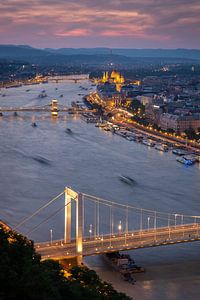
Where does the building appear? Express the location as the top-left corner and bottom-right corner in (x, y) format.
(160, 113), (200, 133)
(102, 70), (125, 92)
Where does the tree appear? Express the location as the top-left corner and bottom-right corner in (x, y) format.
(0, 225), (131, 300)
(184, 127), (197, 140)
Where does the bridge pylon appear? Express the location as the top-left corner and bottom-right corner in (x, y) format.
(64, 187), (83, 264)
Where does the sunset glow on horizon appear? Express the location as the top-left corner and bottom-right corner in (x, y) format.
(0, 0), (200, 48)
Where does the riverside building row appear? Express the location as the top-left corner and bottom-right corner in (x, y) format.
(95, 71), (200, 135)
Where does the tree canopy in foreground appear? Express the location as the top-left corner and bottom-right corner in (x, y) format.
(0, 224), (131, 300)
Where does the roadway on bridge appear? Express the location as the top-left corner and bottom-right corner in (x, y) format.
(36, 224), (200, 260)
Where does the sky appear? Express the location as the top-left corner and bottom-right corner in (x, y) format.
(0, 0), (200, 49)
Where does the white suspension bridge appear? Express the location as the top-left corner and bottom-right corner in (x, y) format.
(13, 187), (200, 264)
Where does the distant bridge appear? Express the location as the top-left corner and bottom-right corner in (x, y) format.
(0, 100), (95, 116)
(14, 187), (200, 264)
(48, 75), (89, 83)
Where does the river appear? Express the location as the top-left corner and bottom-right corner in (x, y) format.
(0, 77), (199, 300)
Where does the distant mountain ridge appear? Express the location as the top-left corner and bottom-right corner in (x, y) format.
(0, 45), (200, 65)
(46, 47), (200, 59)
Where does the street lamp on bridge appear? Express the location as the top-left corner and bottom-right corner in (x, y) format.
(118, 220), (122, 235)
(89, 224), (92, 240)
(148, 217), (150, 231)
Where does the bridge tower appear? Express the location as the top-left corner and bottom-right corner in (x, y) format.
(51, 99), (58, 117)
(64, 187), (83, 264)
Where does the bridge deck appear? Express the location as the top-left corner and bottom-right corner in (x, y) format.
(36, 223), (200, 260)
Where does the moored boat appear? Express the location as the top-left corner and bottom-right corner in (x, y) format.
(155, 143), (168, 152)
(142, 139), (155, 147)
(172, 149), (188, 156)
(176, 157), (194, 166)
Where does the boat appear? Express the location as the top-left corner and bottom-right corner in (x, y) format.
(183, 154), (198, 163)
(119, 175), (135, 185)
(172, 149), (188, 156)
(155, 143), (168, 152)
(59, 94), (63, 97)
(126, 136), (135, 141)
(33, 155), (50, 165)
(142, 139), (155, 147)
(38, 92), (47, 98)
(95, 122), (107, 128)
(103, 252), (145, 276)
(65, 128), (72, 134)
(176, 157), (194, 166)
(115, 130), (128, 138)
(103, 126), (112, 131)
(13, 112), (18, 117)
(31, 122), (37, 127)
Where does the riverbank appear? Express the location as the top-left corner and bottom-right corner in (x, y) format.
(85, 95), (200, 153)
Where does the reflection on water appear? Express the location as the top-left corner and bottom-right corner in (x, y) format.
(0, 79), (200, 300)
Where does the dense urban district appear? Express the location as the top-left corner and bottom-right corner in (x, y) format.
(1, 46), (200, 157)
(1, 45), (200, 299)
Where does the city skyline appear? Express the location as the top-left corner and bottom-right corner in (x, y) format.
(0, 0), (200, 49)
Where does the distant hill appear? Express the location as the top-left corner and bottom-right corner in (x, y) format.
(0, 45), (51, 58)
(0, 45), (199, 65)
(46, 47), (200, 60)
(0, 45), (137, 65)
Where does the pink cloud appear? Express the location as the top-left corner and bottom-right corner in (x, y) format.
(56, 28), (91, 37)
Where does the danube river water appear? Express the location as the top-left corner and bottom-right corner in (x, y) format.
(0, 78), (199, 299)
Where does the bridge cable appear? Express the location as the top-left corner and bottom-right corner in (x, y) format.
(26, 200), (72, 236)
(13, 191), (64, 230)
(83, 193), (200, 221)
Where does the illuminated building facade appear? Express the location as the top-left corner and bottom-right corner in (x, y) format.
(102, 70), (125, 92)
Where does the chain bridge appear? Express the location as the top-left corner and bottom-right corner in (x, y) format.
(0, 99), (95, 117)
